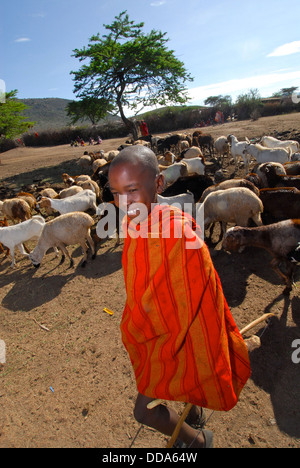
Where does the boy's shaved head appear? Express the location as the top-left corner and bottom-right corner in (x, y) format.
(109, 145), (160, 179)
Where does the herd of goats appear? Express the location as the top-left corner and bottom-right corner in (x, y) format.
(0, 129), (300, 296)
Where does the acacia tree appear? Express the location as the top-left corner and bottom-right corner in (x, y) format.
(0, 90), (35, 139)
(71, 11), (193, 139)
(66, 97), (114, 125)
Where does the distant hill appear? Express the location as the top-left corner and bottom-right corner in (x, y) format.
(18, 97), (120, 131)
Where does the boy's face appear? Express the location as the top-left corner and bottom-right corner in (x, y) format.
(109, 162), (164, 221)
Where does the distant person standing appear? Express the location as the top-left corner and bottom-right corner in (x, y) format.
(140, 120), (149, 136)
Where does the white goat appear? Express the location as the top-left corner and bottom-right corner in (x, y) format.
(260, 135), (300, 153)
(37, 189), (97, 215)
(160, 162), (189, 187)
(157, 191), (195, 217)
(182, 157), (205, 176)
(197, 187), (263, 242)
(0, 215), (45, 267)
(29, 212), (95, 268)
(227, 134), (251, 173)
(243, 143), (291, 165)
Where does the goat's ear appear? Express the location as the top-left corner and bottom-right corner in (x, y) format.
(245, 137), (250, 143)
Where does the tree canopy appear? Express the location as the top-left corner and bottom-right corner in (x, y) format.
(70, 11), (193, 138)
(0, 90), (35, 140)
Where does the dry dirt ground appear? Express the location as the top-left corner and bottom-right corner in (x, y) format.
(0, 114), (299, 449)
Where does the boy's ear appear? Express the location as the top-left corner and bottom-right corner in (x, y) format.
(156, 174), (165, 194)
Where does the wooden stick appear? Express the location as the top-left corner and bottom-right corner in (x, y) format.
(32, 317), (50, 332)
(240, 313), (275, 336)
(166, 403), (193, 449)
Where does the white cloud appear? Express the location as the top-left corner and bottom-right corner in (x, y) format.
(188, 69), (300, 103)
(150, 1), (166, 6)
(267, 41), (300, 57)
(14, 37), (31, 43)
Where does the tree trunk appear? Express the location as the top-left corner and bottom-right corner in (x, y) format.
(117, 100), (138, 140)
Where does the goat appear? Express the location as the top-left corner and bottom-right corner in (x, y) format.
(29, 212), (95, 268)
(37, 189), (97, 215)
(260, 135), (299, 154)
(227, 134), (251, 173)
(222, 219), (300, 294)
(160, 162), (189, 187)
(243, 143), (292, 165)
(251, 162), (286, 188)
(157, 191), (195, 217)
(194, 133), (214, 156)
(0, 215), (45, 267)
(160, 174), (214, 203)
(197, 187), (263, 243)
(182, 157), (205, 177)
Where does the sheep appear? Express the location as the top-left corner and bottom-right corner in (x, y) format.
(0, 218), (9, 263)
(76, 179), (101, 200)
(160, 161), (189, 187)
(39, 188), (59, 198)
(222, 219), (300, 294)
(78, 154), (93, 172)
(291, 152), (300, 161)
(260, 135), (300, 154)
(58, 186), (84, 199)
(29, 212), (95, 268)
(0, 215), (45, 267)
(284, 161), (300, 175)
(106, 150), (119, 161)
(0, 198), (31, 224)
(197, 187), (263, 243)
(243, 143), (292, 165)
(17, 192), (38, 213)
(37, 189), (97, 215)
(259, 187), (300, 224)
(199, 178), (260, 203)
(214, 136), (230, 164)
(38, 188), (58, 216)
(227, 134), (251, 173)
(92, 158), (108, 172)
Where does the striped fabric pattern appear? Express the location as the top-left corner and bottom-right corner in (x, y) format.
(121, 205), (251, 411)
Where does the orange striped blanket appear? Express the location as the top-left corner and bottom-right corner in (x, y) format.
(121, 204), (251, 411)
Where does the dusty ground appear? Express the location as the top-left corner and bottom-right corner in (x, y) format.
(0, 114), (299, 449)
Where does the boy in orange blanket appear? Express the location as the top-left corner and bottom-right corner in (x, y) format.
(108, 146), (251, 448)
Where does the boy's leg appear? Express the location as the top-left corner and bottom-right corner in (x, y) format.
(134, 392), (209, 448)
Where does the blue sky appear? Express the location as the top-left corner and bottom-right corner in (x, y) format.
(1, 0), (300, 113)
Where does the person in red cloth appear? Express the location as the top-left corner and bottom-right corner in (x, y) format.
(108, 146), (251, 448)
(140, 120), (149, 136)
